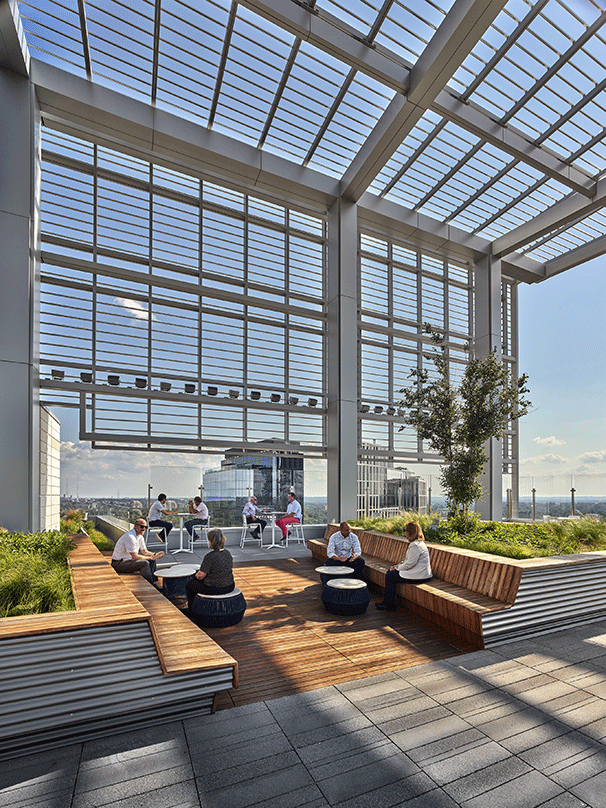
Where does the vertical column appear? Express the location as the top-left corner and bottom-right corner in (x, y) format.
(326, 199), (358, 523)
(474, 254), (502, 521)
(510, 283), (520, 519)
(0, 67), (41, 531)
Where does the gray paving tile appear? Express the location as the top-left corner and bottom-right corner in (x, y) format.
(548, 696), (606, 729)
(392, 788), (460, 808)
(80, 721), (186, 763)
(389, 715), (476, 754)
(238, 784), (329, 808)
(323, 771), (436, 808)
(184, 705), (282, 750)
(296, 726), (389, 765)
(460, 770), (563, 808)
(265, 686), (341, 716)
(195, 750), (301, 791)
(443, 689), (509, 718)
(538, 794), (592, 808)
(76, 778), (200, 808)
(498, 718), (571, 754)
(582, 680), (606, 699)
(572, 771), (606, 808)
(189, 729), (293, 775)
(72, 766), (194, 807)
(518, 731), (594, 771)
(76, 742), (192, 792)
(313, 752), (419, 805)
(0, 744), (80, 796)
(577, 715), (606, 742)
(406, 729), (487, 766)
(1, 786), (77, 808)
(287, 715), (376, 751)
(308, 741), (418, 782)
(442, 756), (533, 803)
(376, 704), (454, 736)
(517, 680), (580, 707)
(360, 694), (442, 726)
(270, 699), (366, 736)
(506, 673), (562, 696)
(421, 738), (510, 785)
(549, 749), (606, 789)
(196, 763), (315, 808)
(473, 706), (551, 743)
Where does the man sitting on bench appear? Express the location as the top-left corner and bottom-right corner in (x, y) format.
(111, 519), (164, 585)
(325, 521), (365, 579)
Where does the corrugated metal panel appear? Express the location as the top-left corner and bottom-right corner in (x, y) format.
(0, 622), (233, 760)
(483, 561), (606, 647)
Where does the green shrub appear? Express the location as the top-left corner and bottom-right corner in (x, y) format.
(0, 531), (75, 617)
(350, 513), (606, 560)
(87, 528), (113, 552)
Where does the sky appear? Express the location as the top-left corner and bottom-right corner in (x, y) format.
(56, 252), (606, 501)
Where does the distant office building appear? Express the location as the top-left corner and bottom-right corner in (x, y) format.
(203, 440), (304, 525)
(384, 474), (428, 514)
(357, 446), (428, 517)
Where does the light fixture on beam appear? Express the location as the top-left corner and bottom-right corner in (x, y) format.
(250, 391), (261, 401)
(386, 406), (396, 416)
(270, 393), (281, 403)
(184, 383), (196, 393)
(288, 396), (299, 405)
(51, 369), (64, 380)
(108, 375), (120, 386)
(135, 378), (148, 389)
(308, 398), (318, 407)
(229, 389), (240, 399)
(80, 372), (93, 383)
(374, 405), (383, 414)
(207, 385), (218, 396)
(360, 404), (370, 413)
(160, 381), (172, 392)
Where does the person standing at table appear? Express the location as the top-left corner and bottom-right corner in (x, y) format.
(185, 495), (209, 537)
(243, 495), (266, 540)
(325, 521), (365, 579)
(111, 519), (164, 584)
(147, 493), (177, 543)
(276, 491), (302, 542)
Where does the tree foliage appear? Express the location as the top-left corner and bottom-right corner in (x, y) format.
(398, 326), (530, 515)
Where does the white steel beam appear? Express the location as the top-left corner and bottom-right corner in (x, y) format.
(492, 177), (606, 259)
(238, 0), (409, 93)
(432, 93), (596, 198)
(31, 60), (339, 213)
(544, 233), (606, 278)
(0, 0), (29, 75)
(340, 0), (510, 200)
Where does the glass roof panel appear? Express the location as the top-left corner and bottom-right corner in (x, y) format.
(314, 0), (379, 38)
(155, 0), (230, 126)
(18, 0), (87, 76)
(212, 5), (296, 146)
(374, 0), (453, 64)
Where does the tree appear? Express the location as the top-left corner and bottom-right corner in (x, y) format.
(398, 326), (530, 515)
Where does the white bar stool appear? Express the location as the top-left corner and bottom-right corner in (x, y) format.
(189, 521), (210, 552)
(285, 521), (305, 546)
(240, 516), (262, 548)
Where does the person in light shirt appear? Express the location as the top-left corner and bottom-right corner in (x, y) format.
(111, 519), (164, 584)
(325, 521), (365, 579)
(185, 496), (209, 537)
(243, 495), (266, 540)
(276, 492), (302, 541)
(147, 493), (178, 543)
(375, 521), (432, 611)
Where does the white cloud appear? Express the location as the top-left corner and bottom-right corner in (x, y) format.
(114, 298), (155, 321)
(533, 436), (566, 446)
(521, 454), (568, 465)
(578, 450), (606, 463)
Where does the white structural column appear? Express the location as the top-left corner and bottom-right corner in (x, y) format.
(474, 254), (503, 520)
(0, 67), (41, 531)
(326, 199), (359, 523)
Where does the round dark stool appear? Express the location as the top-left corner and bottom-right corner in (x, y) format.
(190, 588), (247, 627)
(322, 578), (370, 615)
(315, 564), (354, 586)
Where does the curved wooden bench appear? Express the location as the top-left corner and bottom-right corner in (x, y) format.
(309, 525), (523, 649)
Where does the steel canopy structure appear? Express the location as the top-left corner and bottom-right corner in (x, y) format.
(1, 0), (605, 531)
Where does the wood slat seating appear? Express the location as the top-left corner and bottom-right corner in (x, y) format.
(308, 525), (524, 649)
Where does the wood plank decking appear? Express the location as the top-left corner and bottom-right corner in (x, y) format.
(208, 556), (475, 709)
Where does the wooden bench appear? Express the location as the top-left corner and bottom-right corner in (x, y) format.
(308, 525), (523, 649)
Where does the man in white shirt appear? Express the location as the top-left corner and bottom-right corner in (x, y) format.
(243, 496), (266, 540)
(185, 496), (209, 536)
(325, 521), (365, 579)
(148, 493), (177, 543)
(111, 519), (165, 584)
(276, 492), (302, 541)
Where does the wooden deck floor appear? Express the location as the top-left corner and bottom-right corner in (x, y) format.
(207, 556), (475, 710)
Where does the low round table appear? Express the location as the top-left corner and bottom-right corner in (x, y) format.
(322, 578), (370, 615)
(315, 565), (354, 586)
(158, 563), (199, 603)
(190, 588), (247, 627)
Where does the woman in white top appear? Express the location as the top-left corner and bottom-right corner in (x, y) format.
(375, 521), (432, 611)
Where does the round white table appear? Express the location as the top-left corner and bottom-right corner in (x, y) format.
(158, 563), (199, 600)
(315, 565), (354, 585)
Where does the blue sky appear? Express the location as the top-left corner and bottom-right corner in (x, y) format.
(517, 256), (606, 497)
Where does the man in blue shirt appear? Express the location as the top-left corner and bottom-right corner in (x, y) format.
(243, 495), (266, 540)
(325, 521), (365, 579)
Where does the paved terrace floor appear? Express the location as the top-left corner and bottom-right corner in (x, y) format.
(5, 622), (606, 808)
(5, 562), (606, 808)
